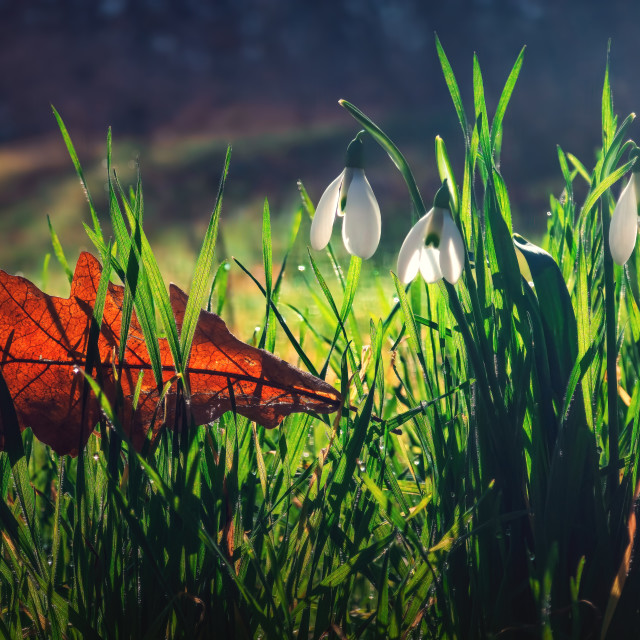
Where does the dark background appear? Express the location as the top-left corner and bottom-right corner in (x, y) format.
(0, 0), (639, 281)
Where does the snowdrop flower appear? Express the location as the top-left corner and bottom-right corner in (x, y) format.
(310, 133), (381, 260)
(609, 171), (640, 266)
(397, 181), (465, 285)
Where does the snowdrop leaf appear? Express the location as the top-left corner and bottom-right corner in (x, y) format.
(514, 234), (578, 400)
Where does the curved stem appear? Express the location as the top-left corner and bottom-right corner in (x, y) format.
(339, 99), (427, 217)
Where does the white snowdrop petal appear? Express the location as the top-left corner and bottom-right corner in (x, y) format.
(310, 172), (343, 251)
(609, 177), (638, 266)
(396, 211), (432, 284)
(439, 211), (465, 284)
(341, 170), (381, 259)
(419, 246), (443, 283)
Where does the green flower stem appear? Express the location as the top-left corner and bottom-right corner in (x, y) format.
(601, 203), (620, 493)
(339, 99), (427, 217)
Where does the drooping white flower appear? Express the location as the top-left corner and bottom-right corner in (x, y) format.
(310, 134), (381, 260)
(396, 182), (465, 285)
(609, 172), (639, 266)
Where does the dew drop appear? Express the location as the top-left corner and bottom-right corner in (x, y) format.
(546, 211), (552, 217)
(297, 265), (306, 272)
(92, 453), (99, 461)
(72, 366), (80, 375)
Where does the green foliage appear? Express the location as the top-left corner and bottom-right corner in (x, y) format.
(2, 42), (640, 640)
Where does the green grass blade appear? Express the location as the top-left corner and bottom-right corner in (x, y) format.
(435, 34), (469, 143)
(112, 173), (183, 375)
(46, 215), (73, 284)
(491, 46), (526, 159)
(259, 198), (275, 351)
(435, 135), (460, 215)
(602, 39), (616, 151)
(581, 158), (635, 223)
(320, 533), (395, 587)
(108, 170), (163, 386)
(207, 260), (230, 314)
(52, 106), (106, 254)
(472, 54), (492, 171)
(180, 146), (231, 361)
(233, 258), (319, 376)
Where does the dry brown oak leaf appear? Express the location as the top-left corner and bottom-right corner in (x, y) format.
(0, 252), (341, 456)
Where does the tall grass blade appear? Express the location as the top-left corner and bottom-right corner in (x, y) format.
(46, 215), (73, 284)
(180, 146), (231, 360)
(435, 34), (469, 143)
(52, 106), (106, 255)
(491, 46), (525, 161)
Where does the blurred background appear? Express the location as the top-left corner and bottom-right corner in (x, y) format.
(0, 0), (639, 305)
